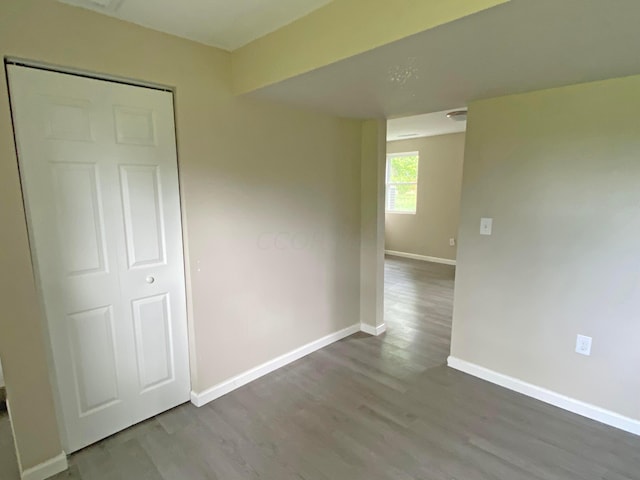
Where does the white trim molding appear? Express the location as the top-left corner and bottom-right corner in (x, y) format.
(448, 356), (640, 437)
(191, 323), (361, 407)
(385, 250), (456, 266)
(360, 323), (387, 336)
(21, 452), (68, 480)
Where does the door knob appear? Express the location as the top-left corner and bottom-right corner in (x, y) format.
(146, 276), (155, 284)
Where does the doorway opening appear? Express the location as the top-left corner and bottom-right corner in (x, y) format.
(383, 109), (466, 360)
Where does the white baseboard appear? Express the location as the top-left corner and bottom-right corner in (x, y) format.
(385, 250), (456, 266)
(447, 356), (640, 437)
(191, 323), (361, 407)
(21, 452), (68, 480)
(360, 323), (387, 336)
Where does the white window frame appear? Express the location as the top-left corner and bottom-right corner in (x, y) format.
(386, 151), (419, 214)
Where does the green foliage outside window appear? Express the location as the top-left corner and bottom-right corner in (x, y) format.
(386, 154), (419, 213)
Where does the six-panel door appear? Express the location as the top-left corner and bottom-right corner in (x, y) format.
(8, 65), (190, 453)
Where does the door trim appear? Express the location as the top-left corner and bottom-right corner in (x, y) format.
(5, 56), (173, 93)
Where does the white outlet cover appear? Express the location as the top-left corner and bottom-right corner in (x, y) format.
(576, 335), (593, 356)
(480, 217), (493, 236)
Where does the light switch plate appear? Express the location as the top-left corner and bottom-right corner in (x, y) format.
(480, 218), (493, 236)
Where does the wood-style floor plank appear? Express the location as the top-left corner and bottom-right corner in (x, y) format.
(2, 256), (639, 479)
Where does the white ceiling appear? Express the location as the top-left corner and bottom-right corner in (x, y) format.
(250, 0), (640, 119)
(387, 108), (466, 142)
(58, 0), (333, 51)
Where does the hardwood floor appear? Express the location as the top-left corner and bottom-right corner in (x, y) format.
(4, 256), (640, 479)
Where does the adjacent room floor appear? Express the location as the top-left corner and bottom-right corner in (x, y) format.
(3, 257), (640, 479)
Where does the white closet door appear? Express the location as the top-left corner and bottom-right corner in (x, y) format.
(8, 65), (190, 453)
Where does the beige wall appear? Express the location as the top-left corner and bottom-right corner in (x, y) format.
(386, 133), (465, 261)
(451, 75), (640, 422)
(0, 0), (368, 472)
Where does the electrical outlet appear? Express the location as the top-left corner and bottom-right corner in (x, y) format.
(449, 237), (456, 247)
(480, 218), (493, 236)
(575, 335), (592, 356)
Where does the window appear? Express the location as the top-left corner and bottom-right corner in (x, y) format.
(386, 152), (419, 214)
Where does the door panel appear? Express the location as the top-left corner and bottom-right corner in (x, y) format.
(68, 306), (120, 415)
(8, 65), (190, 452)
(132, 294), (174, 392)
(114, 105), (157, 146)
(43, 96), (94, 142)
(119, 165), (166, 268)
(52, 162), (109, 276)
